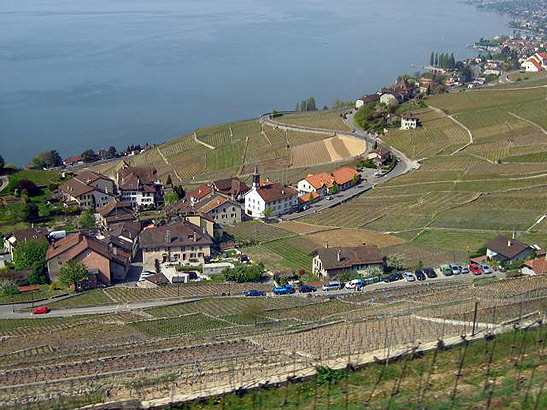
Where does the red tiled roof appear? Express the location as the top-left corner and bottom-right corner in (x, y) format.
(332, 166), (359, 185)
(305, 173), (335, 190)
(188, 185), (212, 201)
(523, 257), (547, 274)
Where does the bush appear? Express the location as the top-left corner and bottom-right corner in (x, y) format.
(223, 263), (264, 283)
(13, 238), (49, 271)
(28, 261), (48, 285)
(16, 179), (41, 197)
(0, 279), (19, 296)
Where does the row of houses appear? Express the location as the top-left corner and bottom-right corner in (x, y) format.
(58, 164), (163, 210)
(296, 166), (360, 203)
(355, 78), (417, 109)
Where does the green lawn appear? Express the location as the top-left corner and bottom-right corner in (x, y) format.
(0, 286), (66, 305)
(279, 109), (350, 131)
(46, 290), (114, 309)
(6, 169), (59, 189)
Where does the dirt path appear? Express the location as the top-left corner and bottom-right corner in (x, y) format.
(428, 105), (478, 158)
(508, 112), (547, 135)
(193, 131), (215, 150)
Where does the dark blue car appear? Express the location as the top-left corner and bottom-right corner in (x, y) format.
(245, 290), (266, 297)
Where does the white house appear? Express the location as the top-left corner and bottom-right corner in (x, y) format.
(400, 112), (419, 130)
(521, 52), (547, 72)
(244, 171), (298, 218)
(116, 166), (163, 208)
(355, 94), (380, 109)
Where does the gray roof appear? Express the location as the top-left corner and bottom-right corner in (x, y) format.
(139, 220), (213, 249)
(313, 246), (383, 271)
(485, 236), (529, 259)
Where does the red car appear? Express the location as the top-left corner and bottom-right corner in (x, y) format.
(31, 306), (50, 314)
(469, 264), (482, 275)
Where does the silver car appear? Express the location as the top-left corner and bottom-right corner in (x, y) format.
(459, 265), (469, 274)
(449, 264), (461, 275)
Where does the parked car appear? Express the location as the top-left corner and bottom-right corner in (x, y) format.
(322, 281), (343, 291)
(480, 264), (493, 274)
(245, 290), (266, 297)
(326, 196), (333, 200)
(423, 268), (437, 279)
(459, 265), (470, 274)
(469, 264), (482, 275)
(384, 273), (403, 283)
(273, 284), (295, 295)
(299, 285), (316, 293)
(31, 306), (50, 315)
(449, 264), (461, 275)
(403, 272), (415, 282)
(345, 279), (364, 290)
(440, 265), (453, 276)
(415, 269), (426, 281)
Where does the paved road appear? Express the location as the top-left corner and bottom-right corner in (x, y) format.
(0, 176), (8, 193)
(0, 269), (503, 319)
(260, 111), (419, 220)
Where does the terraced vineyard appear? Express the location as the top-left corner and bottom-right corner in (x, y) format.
(1, 275), (545, 409)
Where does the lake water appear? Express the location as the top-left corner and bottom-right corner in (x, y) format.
(1, 0), (509, 165)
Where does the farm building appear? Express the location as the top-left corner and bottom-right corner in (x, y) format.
(169, 194), (242, 227)
(367, 147), (392, 166)
(46, 232), (130, 285)
(485, 236), (532, 264)
(400, 111), (419, 130)
(311, 245), (384, 278)
(297, 166), (359, 197)
(244, 171), (298, 219)
(355, 93), (380, 109)
(212, 178), (250, 202)
(521, 52), (547, 72)
(139, 220), (213, 266)
(521, 251), (547, 275)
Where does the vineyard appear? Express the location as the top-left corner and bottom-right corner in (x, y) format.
(0, 275), (545, 409)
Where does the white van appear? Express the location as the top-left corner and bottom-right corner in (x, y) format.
(322, 281), (343, 291)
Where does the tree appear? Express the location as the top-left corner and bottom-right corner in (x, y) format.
(331, 183), (339, 194)
(0, 279), (19, 296)
(386, 254), (405, 271)
(16, 180), (40, 197)
(59, 260), (88, 289)
(166, 174), (173, 187)
(80, 149), (97, 163)
(79, 208), (95, 229)
(22, 203), (39, 222)
(13, 238), (49, 271)
(361, 265), (383, 279)
(174, 185), (185, 199)
(107, 146), (117, 159)
(28, 261), (48, 285)
(0, 154), (4, 169)
(164, 191), (179, 206)
(32, 150), (62, 168)
(263, 207), (274, 219)
(222, 263), (264, 283)
(430, 52), (435, 66)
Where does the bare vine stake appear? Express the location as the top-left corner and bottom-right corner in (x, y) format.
(483, 336), (497, 393)
(525, 324), (547, 404)
(388, 347), (412, 409)
(515, 328), (528, 392)
(485, 376), (497, 410)
(533, 375), (545, 410)
(450, 339), (468, 409)
(420, 340), (440, 405)
(471, 301), (479, 336)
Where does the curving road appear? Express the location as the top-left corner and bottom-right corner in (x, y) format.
(0, 176), (8, 193)
(260, 111), (419, 220)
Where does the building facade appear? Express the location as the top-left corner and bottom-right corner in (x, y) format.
(244, 172), (298, 219)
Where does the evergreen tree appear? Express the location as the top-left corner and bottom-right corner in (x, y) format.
(107, 146), (117, 159)
(434, 53), (439, 67)
(166, 174), (173, 186)
(430, 52), (435, 66)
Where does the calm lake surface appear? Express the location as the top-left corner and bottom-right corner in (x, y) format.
(1, 0), (508, 165)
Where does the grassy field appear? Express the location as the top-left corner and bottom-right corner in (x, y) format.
(296, 78), (547, 266)
(0, 286), (66, 305)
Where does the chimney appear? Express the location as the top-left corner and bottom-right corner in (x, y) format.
(165, 229), (171, 243)
(325, 242), (328, 249)
(266, 177), (270, 183)
(507, 240), (512, 247)
(337, 250), (342, 262)
(193, 231), (197, 242)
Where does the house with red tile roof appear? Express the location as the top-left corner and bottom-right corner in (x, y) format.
(58, 171), (117, 210)
(521, 52), (547, 72)
(63, 155), (83, 166)
(46, 232), (130, 285)
(297, 166), (360, 198)
(115, 166), (163, 208)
